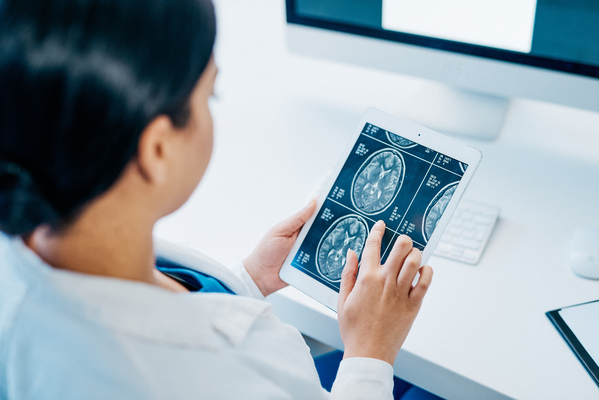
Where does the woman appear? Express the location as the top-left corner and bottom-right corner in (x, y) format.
(0, 0), (434, 398)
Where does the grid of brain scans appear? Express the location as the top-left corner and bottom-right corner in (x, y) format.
(291, 123), (468, 292)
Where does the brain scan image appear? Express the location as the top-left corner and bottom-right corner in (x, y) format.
(387, 131), (417, 149)
(423, 183), (458, 241)
(316, 216), (368, 282)
(352, 149), (404, 214)
(459, 162), (467, 173)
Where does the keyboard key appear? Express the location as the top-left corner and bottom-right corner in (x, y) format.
(462, 250), (479, 263)
(474, 230), (486, 241)
(474, 215), (492, 224)
(450, 247), (463, 257)
(436, 243), (453, 255)
(449, 227), (463, 235)
(453, 237), (480, 249)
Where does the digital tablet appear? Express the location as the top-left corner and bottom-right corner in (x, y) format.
(280, 108), (482, 311)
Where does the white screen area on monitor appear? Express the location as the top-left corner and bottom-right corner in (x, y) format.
(382, 0), (538, 53)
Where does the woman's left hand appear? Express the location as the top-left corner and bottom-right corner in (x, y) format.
(243, 200), (317, 297)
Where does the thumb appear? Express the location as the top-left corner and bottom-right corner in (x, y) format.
(272, 200), (317, 237)
(338, 249), (358, 312)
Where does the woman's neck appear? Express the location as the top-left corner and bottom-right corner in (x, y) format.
(27, 211), (157, 284)
(25, 180), (187, 292)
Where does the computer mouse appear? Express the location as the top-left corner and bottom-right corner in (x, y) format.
(568, 227), (599, 280)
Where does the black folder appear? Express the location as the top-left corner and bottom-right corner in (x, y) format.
(547, 300), (599, 387)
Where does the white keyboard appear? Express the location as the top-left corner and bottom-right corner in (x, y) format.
(433, 200), (500, 265)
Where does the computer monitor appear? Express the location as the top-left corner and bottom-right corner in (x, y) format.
(286, 0), (599, 139)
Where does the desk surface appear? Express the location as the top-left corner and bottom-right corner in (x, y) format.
(155, 0), (599, 398)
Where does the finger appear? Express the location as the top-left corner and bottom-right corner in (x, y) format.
(271, 200), (317, 237)
(396, 248), (422, 293)
(360, 220), (386, 272)
(382, 234), (413, 278)
(338, 249), (358, 312)
(409, 265), (433, 304)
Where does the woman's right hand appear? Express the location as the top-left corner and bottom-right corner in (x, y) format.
(338, 220), (433, 366)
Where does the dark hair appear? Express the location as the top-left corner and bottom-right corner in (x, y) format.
(0, 0), (216, 236)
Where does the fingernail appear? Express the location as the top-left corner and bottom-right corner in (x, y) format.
(302, 199), (316, 211)
(375, 220), (385, 228)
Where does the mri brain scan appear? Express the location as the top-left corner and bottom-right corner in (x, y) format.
(317, 216), (368, 282)
(387, 131), (417, 149)
(352, 150), (404, 214)
(423, 183), (458, 241)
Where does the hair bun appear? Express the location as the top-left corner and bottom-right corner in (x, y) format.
(0, 161), (60, 235)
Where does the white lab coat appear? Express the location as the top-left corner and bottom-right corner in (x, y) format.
(0, 234), (394, 399)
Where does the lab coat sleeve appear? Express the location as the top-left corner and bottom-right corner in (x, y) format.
(329, 357), (394, 400)
(239, 303), (395, 400)
(230, 260), (266, 300)
(229, 257), (395, 399)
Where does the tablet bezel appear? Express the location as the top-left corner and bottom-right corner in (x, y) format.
(280, 107), (482, 312)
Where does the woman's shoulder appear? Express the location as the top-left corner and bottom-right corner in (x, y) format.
(0, 234), (324, 400)
(0, 233), (32, 330)
(0, 233), (38, 384)
(0, 234), (271, 349)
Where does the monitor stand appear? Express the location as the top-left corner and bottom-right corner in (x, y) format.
(397, 82), (510, 140)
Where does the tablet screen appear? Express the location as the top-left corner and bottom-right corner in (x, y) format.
(290, 122), (468, 292)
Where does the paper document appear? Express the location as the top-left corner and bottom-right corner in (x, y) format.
(559, 301), (599, 365)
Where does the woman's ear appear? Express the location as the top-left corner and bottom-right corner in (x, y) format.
(135, 115), (175, 186)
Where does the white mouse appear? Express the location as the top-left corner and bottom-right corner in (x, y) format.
(568, 227), (599, 280)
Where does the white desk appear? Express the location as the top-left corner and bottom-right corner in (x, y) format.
(155, 0), (599, 398)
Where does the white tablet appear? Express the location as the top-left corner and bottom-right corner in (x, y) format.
(280, 108), (482, 311)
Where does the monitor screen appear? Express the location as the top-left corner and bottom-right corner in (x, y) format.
(288, 0), (599, 79)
